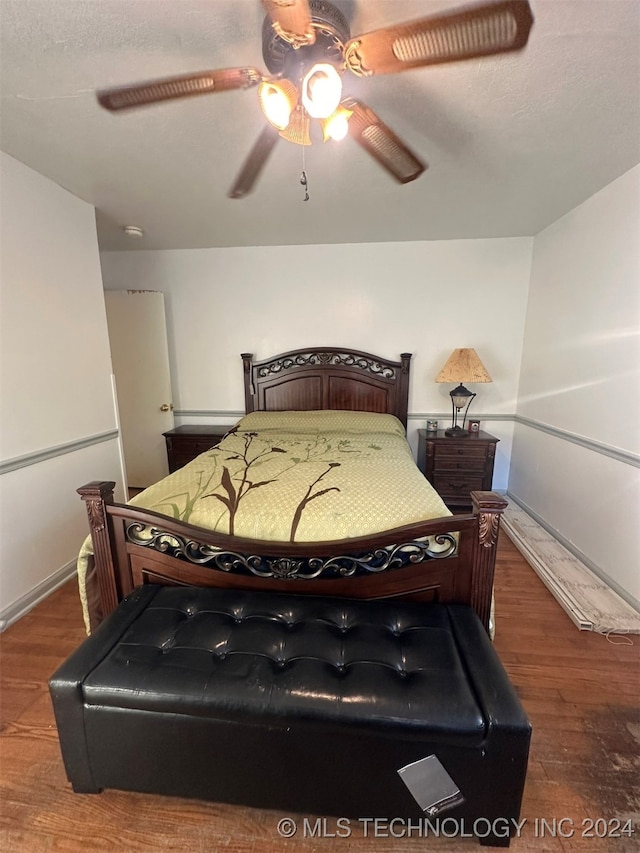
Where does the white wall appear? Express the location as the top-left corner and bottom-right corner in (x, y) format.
(510, 164), (640, 605)
(0, 153), (124, 627)
(100, 237), (533, 490)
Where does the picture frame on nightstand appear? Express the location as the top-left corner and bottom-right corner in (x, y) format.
(468, 419), (481, 433)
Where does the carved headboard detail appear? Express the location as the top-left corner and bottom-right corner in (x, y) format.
(242, 348), (412, 428)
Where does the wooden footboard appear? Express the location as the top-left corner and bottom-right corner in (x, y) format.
(78, 482), (506, 634)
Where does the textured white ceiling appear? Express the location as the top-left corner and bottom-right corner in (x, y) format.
(1, 0), (639, 251)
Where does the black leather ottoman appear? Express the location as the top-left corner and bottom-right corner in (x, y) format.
(50, 585), (531, 847)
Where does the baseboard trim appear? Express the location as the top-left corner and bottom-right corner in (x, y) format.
(505, 491), (640, 615)
(0, 560), (77, 632)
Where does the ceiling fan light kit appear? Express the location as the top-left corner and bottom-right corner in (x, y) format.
(321, 105), (353, 142)
(258, 78), (298, 129)
(96, 0), (534, 198)
(301, 62), (343, 119)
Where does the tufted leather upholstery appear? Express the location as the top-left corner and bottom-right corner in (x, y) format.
(50, 584), (531, 845)
(83, 586), (485, 745)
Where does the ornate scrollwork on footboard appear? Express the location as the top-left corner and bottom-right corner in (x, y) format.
(126, 522), (457, 580)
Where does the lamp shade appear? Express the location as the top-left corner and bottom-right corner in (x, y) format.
(435, 349), (492, 384)
(258, 79), (298, 130)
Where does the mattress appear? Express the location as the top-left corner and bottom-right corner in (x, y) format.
(77, 410), (452, 631)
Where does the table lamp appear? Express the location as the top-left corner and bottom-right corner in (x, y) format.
(435, 348), (492, 437)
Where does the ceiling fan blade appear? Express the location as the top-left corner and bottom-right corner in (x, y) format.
(97, 67), (263, 111)
(261, 0), (315, 47)
(344, 99), (426, 184)
(228, 125), (280, 199)
(344, 0), (534, 77)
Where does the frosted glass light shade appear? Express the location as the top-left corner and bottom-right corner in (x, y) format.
(321, 106), (353, 141)
(301, 63), (342, 119)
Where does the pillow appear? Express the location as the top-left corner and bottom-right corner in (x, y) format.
(235, 410), (406, 436)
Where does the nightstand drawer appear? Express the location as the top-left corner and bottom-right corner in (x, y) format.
(163, 425), (231, 473)
(169, 437), (220, 456)
(433, 454), (488, 472)
(433, 474), (487, 498)
(434, 444), (487, 462)
(169, 451), (208, 471)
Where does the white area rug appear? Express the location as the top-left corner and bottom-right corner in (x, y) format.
(502, 503), (640, 637)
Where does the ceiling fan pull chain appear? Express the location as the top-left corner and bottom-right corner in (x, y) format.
(300, 170), (310, 201)
(300, 142), (309, 201)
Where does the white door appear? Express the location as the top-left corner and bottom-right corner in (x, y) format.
(104, 290), (174, 488)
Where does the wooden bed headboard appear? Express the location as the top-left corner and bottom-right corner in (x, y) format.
(242, 348), (412, 428)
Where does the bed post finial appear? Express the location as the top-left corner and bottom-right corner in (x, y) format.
(470, 491), (508, 633)
(398, 353), (411, 428)
(241, 353), (255, 413)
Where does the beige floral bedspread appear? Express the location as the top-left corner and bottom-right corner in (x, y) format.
(77, 411), (452, 630)
(134, 411), (450, 540)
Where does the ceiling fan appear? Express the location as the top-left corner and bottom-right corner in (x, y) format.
(96, 0), (534, 199)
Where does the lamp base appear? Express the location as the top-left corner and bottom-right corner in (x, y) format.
(444, 426), (469, 438)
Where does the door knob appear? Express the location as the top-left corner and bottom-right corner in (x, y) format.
(160, 403), (174, 412)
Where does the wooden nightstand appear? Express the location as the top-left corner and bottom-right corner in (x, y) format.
(163, 425), (231, 473)
(417, 428), (499, 509)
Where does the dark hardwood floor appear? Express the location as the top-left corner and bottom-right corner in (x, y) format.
(1, 533), (638, 852)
